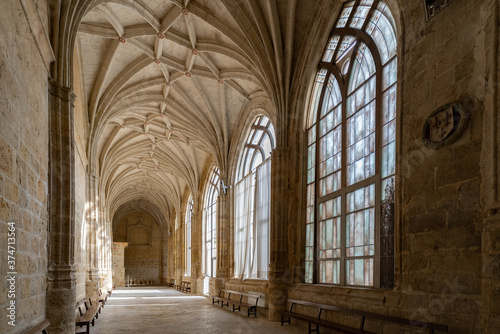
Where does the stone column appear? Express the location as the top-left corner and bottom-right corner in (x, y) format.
(268, 147), (290, 320)
(481, 1), (500, 331)
(85, 174), (98, 301)
(191, 206), (201, 293)
(161, 229), (169, 284)
(215, 192), (230, 293)
(46, 80), (77, 334)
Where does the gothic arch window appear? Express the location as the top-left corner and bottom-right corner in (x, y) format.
(305, 0), (397, 287)
(185, 195), (193, 276)
(234, 115), (275, 279)
(203, 167), (220, 277)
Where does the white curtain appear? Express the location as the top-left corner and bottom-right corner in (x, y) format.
(254, 159), (271, 279)
(234, 158), (271, 280)
(234, 173), (254, 279)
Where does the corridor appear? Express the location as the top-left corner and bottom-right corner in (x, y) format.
(89, 287), (304, 334)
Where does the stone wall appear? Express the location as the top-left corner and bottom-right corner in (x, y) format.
(114, 211), (162, 284)
(0, 1), (50, 333)
(283, 0), (491, 333)
(112, 242), (128, 287)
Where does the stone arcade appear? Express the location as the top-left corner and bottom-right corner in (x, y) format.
(0, 0), (499, 333)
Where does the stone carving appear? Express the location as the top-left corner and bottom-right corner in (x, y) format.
(422, 102), (470, 149)
(423, 0), (454, 21)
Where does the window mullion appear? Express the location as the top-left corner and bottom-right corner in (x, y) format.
(340, 54), (349, 286)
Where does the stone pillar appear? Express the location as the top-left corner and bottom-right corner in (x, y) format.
(481, 1), (500, 331)
(191, 209), (201, 293)
(46, 80), (77, 334)
(112, 242), (128, 287)
(268, 147), (290, 320)
(215, 184), (230, 292)
(161, 229), (169, 284)
(106, 219), (114, 290)
(85, 174), (99, 301)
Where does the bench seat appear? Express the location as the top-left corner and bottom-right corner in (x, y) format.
(75, 298), (100, 334)
(211, 289), (263, 317)
(279, 299), (448, 334)
(278, 310), (375, 334)
(23, 319), (50, 334)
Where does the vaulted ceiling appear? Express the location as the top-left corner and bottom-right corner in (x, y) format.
(75, 0), (321, 227)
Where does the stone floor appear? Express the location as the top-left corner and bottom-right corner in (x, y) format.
(87, 286), (306, 334)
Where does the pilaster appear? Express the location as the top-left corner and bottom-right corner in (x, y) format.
(161, 230), (169, 284)
(46, 79), (77, 333)
(216, 193), (230, 279)
(268, 147), (290, 320)
(481, 0), (500, 330)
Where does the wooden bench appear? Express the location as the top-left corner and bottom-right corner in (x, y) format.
(278, 299), (448, 334)
(98, 288), (108, 308)
(211, 289), (263, 317)
(23, 319), (50, 334)
(166, 278), (175, 287)
(176, 281), (191, 293)
(75, 298), (101, 334)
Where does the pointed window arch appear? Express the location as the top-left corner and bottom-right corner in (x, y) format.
(234, 115), (275, 279)
(305, 0), (397, 287)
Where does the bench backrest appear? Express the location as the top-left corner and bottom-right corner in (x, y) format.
(220, 289), (262, 305)
(287, 299), (448, 332)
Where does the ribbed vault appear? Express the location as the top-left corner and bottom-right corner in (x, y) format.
(74, 0), (318, 226)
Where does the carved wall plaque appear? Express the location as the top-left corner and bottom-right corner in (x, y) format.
(422, 102), (470, 149)
(424, 0), (455, 21)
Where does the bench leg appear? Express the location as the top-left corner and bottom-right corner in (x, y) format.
(308, 323), (319, 334)
(281, 315), (291, 326)
(232, 304), (240, 312)
(221, 301), (228, 308)
(248, 306), (257, 317)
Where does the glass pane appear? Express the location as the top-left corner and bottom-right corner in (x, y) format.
(306, 224), (314, 246)
(336, 36), (357, 62)
(308, 126), (316, 145)
(307, 184), (315, 207)
(321, 75), (342, 117)
(381, 176), (395, 203)
(307, 69), (327, 127)
(346, 184), (375, 213)
(336, 3), (354, 28)
(350, 5), (372, 29)
(381, 119), (396, 146)
(346, 76), (376, 118)
(365, 2), (397, 65)
(346, 101), (376, 185)
(348, 42), (376, 94)
(346, 258), (373, 286)
(305, 261), (313, 283)
(381, 141), (395, 177)
(322, 35), (340, 62)
(382, 58), (397, 91)
(382, 83), (397, 125)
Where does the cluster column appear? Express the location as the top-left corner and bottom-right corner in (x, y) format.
(85, 173), (99, 301)
(481, 0), (500, 331)
(215, 186), (230, 292)
(268, 147), (290, 320)
(46, 80), (77, 334)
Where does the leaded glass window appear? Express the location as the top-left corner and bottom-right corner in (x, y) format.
(203, 167), (220, 278)
(305, 0), (396, 287)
